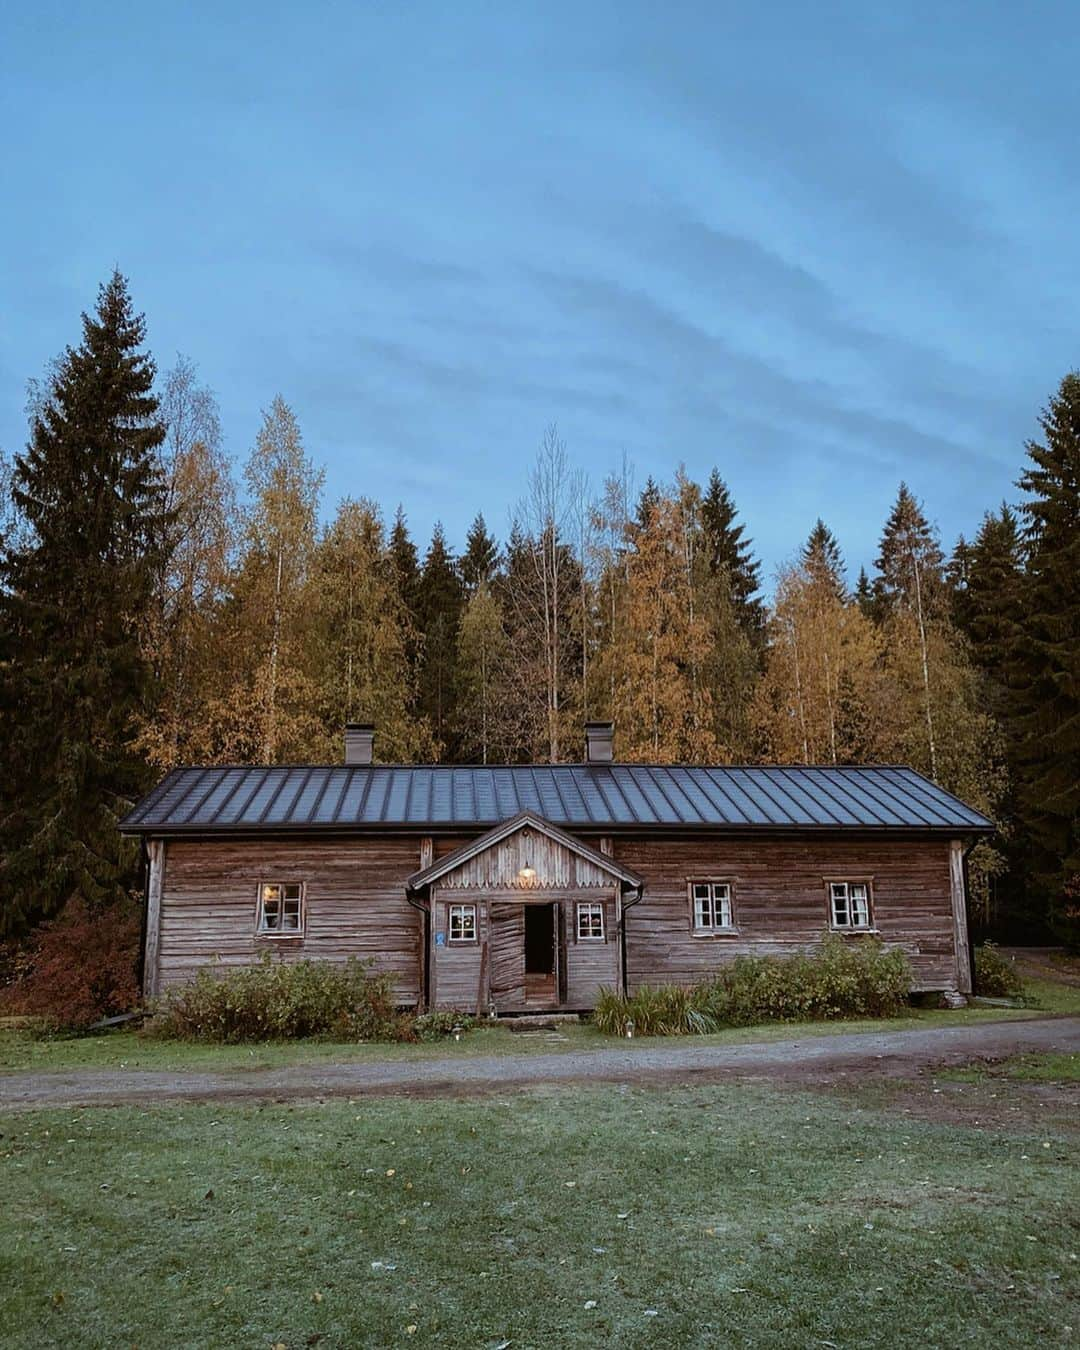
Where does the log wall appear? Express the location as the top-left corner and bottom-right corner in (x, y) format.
(157, 838), (424, 1004)
(612, 835), (962, 993)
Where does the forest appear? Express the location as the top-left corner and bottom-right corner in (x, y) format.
(0, 273), (1077, 952)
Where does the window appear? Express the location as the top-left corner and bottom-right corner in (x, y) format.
(448, 903), (477, 943)
(258, 882), (303, 935)
(577, 902), (605, 941)
(690, 881), (734, 932)
(829, 881), (873, 930)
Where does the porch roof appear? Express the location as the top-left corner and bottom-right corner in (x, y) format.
(405, 811), (644, 894)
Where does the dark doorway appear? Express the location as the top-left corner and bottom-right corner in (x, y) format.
(524, 903), (555, 975)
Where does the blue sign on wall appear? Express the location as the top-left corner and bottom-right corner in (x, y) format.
(435, 931), (446, 947)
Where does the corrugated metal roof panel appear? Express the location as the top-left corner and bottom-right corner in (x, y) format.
(121, 763), (995, 834)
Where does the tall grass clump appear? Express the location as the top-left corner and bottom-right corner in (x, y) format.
(594, 936), (911, 1037)
(973, 943), (1026, 1000)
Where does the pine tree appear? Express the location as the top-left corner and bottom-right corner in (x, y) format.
(635, 476), (661, 529)
(958, 506), (1024, 703)
(700, 469), (764, 642)
(1012, 374), (1080, 944)
(389, 505), (420, 615)
(873, 484), (946, 778)
(461, 512), (499, 592)
(417, 522), (464, 757)
(854, 566), (874, 619)
(0, 272), (168, 936)
(802, 519), (846, 597)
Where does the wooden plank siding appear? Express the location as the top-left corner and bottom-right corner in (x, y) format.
(148, 827), (970, 1009)
(613, 835), (963, 993)
(157, 838), (424, 1004)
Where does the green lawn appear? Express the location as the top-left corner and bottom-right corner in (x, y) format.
(941, 1051), (1080, 1084)
(2, 1074), (1077, 1349)
(1, 1000), (1069, 1077)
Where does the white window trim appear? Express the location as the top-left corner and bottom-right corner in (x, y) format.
(448, 902), (478, 944)
(576, 901), (605, 941)
(688, 879), (737, 935)
(256, 881), (305, 937)
(826, 879), (876, 932)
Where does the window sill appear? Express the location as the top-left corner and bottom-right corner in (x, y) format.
(830, 927), (879, 935)
(256, 931), (305, 941)
(692, 928), (740, 938)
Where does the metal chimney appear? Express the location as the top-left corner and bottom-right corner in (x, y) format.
(584, 721), (614, 764)
(344, 723), (374, 766)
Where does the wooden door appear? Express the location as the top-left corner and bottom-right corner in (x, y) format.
(489, 903), (526, 1011)
(556, 902), (568, 1005)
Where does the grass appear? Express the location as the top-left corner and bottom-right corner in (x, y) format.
(940, 1051), (1080, 1084)
(2, 1076), (1078, 1348)
(0, 1000), (1054, 1075)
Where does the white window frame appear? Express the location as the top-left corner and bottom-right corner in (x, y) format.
(828, 880), (874, 931)
(448, 903), (478, 944)
(257, 881), (304, 936)
(576, 901), (605, 941)
(689, 880), (736, 934)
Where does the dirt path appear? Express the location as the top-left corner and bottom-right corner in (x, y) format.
(1, 1016), (1077, 1111)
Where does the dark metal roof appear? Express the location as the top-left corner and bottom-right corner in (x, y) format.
(121, 763), (994, 835)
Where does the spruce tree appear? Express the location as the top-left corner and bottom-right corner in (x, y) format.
(1012, 374), (1080, 944)
(416, 522), (465, 757)
(699, 469), (764, 643)
(0, 272), (168, 937)
(959, 506), (1024, 694)
(389, 505), (420, 615)
(802, 519), (846, 598)
(635, 476), (661, 529)
(872, 482), (945, 617)
(461, 512), (499, 592)
(854, 566), (874, 619)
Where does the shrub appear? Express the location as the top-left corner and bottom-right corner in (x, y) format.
(593, 936), (912, 1037)
(973, 943), (1026, 1000)
(0, 895), (141, 1030)
(413, 1010), (476, 1041)
(150, 956), (416, 1043)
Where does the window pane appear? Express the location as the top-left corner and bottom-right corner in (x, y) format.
(262, 884), (281, 903)
(832, 894), (848, 926)
(830, 883), (847, 901)
(283, 884), (302, 901)
(714, 886), (732, 927)
(693, 884), (711, 901)
(450, 905), (475, 940)
(579, 903), (603, 938)
(851, 885), (869, 926)
(694, 896), (712, 928)
(281, 898), (301, 930)
(262, 898), (280, 929)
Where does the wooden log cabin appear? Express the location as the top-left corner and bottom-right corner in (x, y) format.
(121, 722), (993, 1012)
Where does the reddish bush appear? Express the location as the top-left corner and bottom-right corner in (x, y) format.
(0, 895), (142, 1029)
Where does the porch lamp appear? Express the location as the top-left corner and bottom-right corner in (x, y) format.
(517, 830), (537, 886)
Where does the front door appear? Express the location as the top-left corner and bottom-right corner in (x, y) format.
(524, 902), (556, 1005)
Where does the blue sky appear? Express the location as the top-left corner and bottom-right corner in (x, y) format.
(2, 1), (1077, 583)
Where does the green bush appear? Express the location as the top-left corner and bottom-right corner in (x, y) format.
(151, 955), (415, 1043)
(594, 935), (912, 1037)
(973, 943), (1026, 1000)
(413, 1010), (476, 1042)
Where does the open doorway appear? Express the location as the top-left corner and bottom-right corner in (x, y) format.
(524, 903), (556, 1003)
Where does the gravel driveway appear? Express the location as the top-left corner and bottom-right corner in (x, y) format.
(2, 1016), (1077, 1110)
